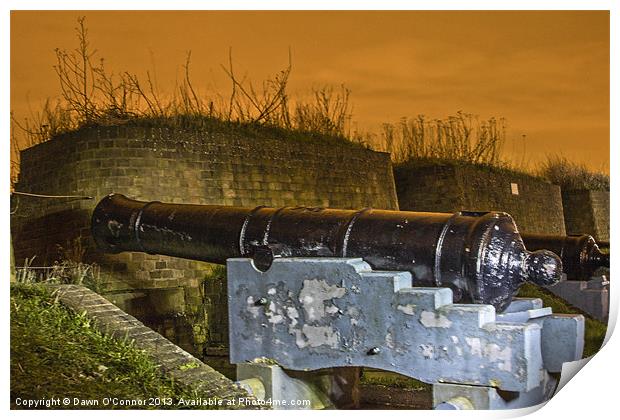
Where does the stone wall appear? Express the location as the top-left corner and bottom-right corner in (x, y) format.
(11, 123), (399, 361)
(561, 190), (610, 242)
(394, 162), (566, 235)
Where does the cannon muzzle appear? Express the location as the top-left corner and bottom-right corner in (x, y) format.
(92, 194), (562, 311)
(522, 233), (609, 280)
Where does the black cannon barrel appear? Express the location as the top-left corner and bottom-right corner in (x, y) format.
(92, 194), (562, 311)
(522, 233), (609, 280)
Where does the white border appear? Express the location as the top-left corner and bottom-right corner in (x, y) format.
(3, 2), (616, 419)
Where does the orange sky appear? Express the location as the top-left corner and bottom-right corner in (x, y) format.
(10, 10), (610, 172)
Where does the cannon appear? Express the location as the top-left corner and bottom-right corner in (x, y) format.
(522, 233), (609, 280)
(92, 193), (561, 311)
(91, 194), (584, 409)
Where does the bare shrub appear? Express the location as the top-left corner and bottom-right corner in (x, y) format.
(14, 16), (577, 182)
(385, 112), (506, 166)
(11, 17), (354, 155)
(293, 85), (353, 137)
(53, 16), (99, 125)
(221, 48), (297, 128)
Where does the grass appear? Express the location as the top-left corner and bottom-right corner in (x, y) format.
(10, 283), (222, 410)
(539, 156), (609, 191)
(394, 155), (548, 182)
(517, 283), (607, 358)
(15, 256), (103, 293)
(381, 112), (505, 167)
(57, 113), (365, 151)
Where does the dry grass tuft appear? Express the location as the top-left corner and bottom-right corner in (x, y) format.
(381, 112), (505, 166)
(539, 156), (609, 191)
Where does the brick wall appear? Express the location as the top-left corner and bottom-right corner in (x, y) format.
(11, 123), (398, 359)
(562, 190), (610, 242)
(394, 162), (566, 235)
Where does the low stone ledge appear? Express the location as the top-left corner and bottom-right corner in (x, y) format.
(45, 284), (258, 408)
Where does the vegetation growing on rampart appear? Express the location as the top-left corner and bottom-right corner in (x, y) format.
(10, 284), (222, 409)
(11, 17), (608, 190)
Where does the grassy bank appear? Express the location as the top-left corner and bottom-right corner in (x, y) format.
(10, 284), (215, 410)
